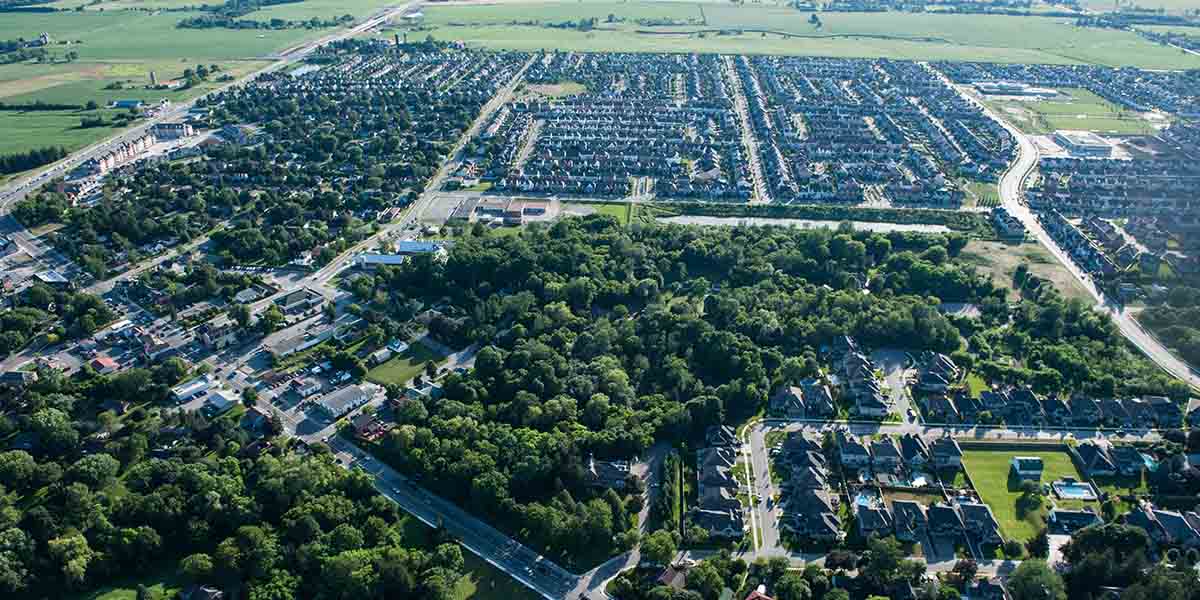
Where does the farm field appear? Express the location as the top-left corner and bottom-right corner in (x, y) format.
(0, 108), (133, 155)
(1081, 0), (1200, 13)
(982, 87), (1160, 136)
(404, 1), (1200, 68)
(957, 240), (1093, 304)
(962, 448), (1086, 543)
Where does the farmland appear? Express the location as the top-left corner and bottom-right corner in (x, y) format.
(401, 1), (1200, 69)
(981, 87), (1160, 136)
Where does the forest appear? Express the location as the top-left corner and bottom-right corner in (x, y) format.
(344, 216), (1187, 566)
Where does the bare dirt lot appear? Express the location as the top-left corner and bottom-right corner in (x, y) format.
(958, 240), (1093, 304)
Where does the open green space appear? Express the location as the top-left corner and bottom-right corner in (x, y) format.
(962, 448), (1086, 542)
(983, 87), (1159, 136)
(566, 201), (632, 225)
(365, 343), (446, 386)
(957, 240), (1093, 304)
(454, 552), (539, 600)
(404, 1), (1200, 68)
(1081, 0), (1200, 14)
(66, 564), (186, 600)
(0, 108), (132, 155)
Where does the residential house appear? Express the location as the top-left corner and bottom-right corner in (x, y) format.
(855, 501), (894, 539)
(90, 356), (120, 375)
(961, 502), (1004, 547)
(1109, 445), (1146, 477)
(314, 385), (371, 420)
(1145, 395), (1182, 428)
(917, 352), (961, 392)
(1127, 504), (1200, 548)
(1071, 441), (1117, 477)
(892, 500), (928, 543)
(352, 412), (387, 441)
(927, 503), (965, 540)
(178, 585), (225, 600)
(706, 425), (738, 448)
(769, 385), (806, 419)
(870, 436), (903, 471)
(930, 437), (963, 470)
(923, 394), (960, 423)
(898, 433), (930, 469)
(584, 455), (634, 490)
(240, 407), (270, 436)
(969, 578), (1011, 600)
(693, 508), (744, 539)
(781, 489), (844, 542)
(292, 377), (322, 398)
(1099, 398), (1133, 428)
(836, 430), (871, 468)
(1069, 395), (1102, 426)
(199, 315), (240, 350)
(0, 370), (37, 389)
(1010, 456), (1044, 481)
(1048, 508), (1101, 534)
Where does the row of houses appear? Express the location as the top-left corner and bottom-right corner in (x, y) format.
(692, 426), (746, 540)
(835, 431), (964, 472)
(921, 387), (1182, 429)
(775, 433), (843, 542)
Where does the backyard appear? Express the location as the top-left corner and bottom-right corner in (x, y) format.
(962, 448), (1087, 542)
(365, 343), (447, 387)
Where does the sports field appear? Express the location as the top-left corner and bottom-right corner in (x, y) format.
(962, 448), (1086, 542)
(982, 87), (1160, 136)
(403, 1), (1200, 68)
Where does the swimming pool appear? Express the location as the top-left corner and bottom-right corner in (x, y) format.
(1051, 479), (1099, 501)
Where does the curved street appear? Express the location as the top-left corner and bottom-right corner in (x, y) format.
(981, 88), (1200, 390)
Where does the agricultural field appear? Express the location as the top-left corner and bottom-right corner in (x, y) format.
(962, 448), (1087, 542)
(957, 240), (1094, 304)
(982, 87), (1160, 136)
(402, 1), (1200, 68)
(1081, 0), (1200, 14)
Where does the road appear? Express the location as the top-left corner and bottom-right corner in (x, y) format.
(952, 76), (1200, 391)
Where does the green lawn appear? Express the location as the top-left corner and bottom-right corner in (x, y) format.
(961, 179), (1000, 209)
(964, 372), (989, 398)
(404, 2), (1200, 68)
(365, 343), (447, 387)
(66, 564), (186, 600)
(962, 448), (1087, 542)
(0, 108), (134, 155)
(454, 552), (539, 600)
(567, 202), (632, 225)
(983, 87), (1159, 136)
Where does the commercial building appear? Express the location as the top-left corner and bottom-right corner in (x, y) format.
(172, 375), (217, 403)
(150, 122), (196, 140)
(1053, 130), (1112, 158)
(315, 385), (371, 420)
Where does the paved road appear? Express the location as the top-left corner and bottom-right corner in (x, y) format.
(960, 78), (1200, 391)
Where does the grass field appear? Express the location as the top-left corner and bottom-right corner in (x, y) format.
(402, 1), (1200, 68)
(565, 201), (632, 225)
(961, 179), (1001, 208)
(455, 552), (539, 600)
(1082, 0), (1200, 14)
(962, 448), (1085, 542)
(983, 87), (1159, 136)
(365, 343), (446, 387)
(66, 565), (186, 600)
(957, 240), (1093, 304)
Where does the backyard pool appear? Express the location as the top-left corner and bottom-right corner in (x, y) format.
(1052, 478), (1099, 501)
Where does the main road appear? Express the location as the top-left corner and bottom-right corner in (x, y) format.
(959, 75), (1200, 391)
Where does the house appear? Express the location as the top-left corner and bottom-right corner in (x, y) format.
(836, 430), (871, 468)
(0, 370), (37, 389)
(692, 507), (744, 539)
(233, 287), (261, 304)
(1145, 395), (1182, 428)
(584, 455), (634, 490)
(656, 566), (687, 589)
(369, 347), (393, 365)
(923, 394), (960, 423)
(769, 385), (806, 418)
(314, 385), (371, 420)
(927, 503), (965, 539)
(898, 433), (930, 468)
(1127, 504), (1200, 548)
(240, 407), (270, 435)
(961, 502), (1004, 547)
(1071, 441), (1116, 477)
(1048, 508), (1101, 534)
(799, 378), (835, 417)
(855, 501), (894, 539)
(744, 585), (775, 600)
(870, 436), (903, 470)
(1109, 445), (1146, 477)
(917, 352), (961, 392)
(1010, 456), (1044, 481)
(929, 437), (963, 469)
(781, 490), (843, 542)
(352, 411), (386, 440)
(90, 356), (120, 375)
(855, 390), (890, 418)
(706, 425), (738, 448)
(1070, 395), (1102, 426)
(892, 500), (928, 542)
(1187, 398), (1200, 427)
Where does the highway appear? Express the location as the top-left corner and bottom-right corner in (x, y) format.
(951, 75), (1200, 391)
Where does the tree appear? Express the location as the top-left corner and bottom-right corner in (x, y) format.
(179, 553), (213, 584)
(242, 387), (258, 408)
(686, 562), (723, 599)
(823, 591), (849, 600)
(229, 303), (253, 328)
(777, 572), (812, 600)
(67, 454), (120, 488)
(1007, 560), (1066, 600)
(641, 530), (677, 566)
